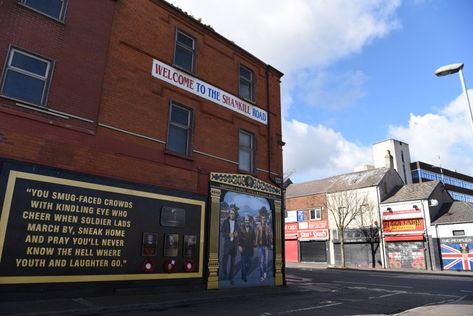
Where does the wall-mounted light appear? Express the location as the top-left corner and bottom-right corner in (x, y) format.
(386, 207), (392, 212)
(413, 205), (419, 210)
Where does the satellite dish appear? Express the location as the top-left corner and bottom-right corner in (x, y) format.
(429, 199), (439, 207)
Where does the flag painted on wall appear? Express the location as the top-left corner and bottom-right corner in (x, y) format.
(440, 240), (473, 271)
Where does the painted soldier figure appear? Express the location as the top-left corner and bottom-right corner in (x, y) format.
(220, 207), (239, 284)
(238, 215), (255, 282)
(256, 207), (272, 281)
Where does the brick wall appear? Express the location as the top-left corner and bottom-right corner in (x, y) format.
(0, 0), (283, 196)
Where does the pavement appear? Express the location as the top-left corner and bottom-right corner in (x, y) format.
(0, 263), (472, 316)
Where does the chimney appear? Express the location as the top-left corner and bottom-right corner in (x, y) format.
(385, 150), (394, 169)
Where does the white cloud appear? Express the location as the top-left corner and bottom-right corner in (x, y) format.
(388, 90), (473, 175)
(283, 119), (372, 182)
(166, 0), (403, 183)
(166, 0), (401, 72)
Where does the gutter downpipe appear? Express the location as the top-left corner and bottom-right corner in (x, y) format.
(420, 201), (433, 270)
(266, 65), (286, 286)
(376, 188), (387, 269)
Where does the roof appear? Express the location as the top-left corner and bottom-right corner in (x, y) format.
(382, 181), (440, 203)
(433, 202), (473, 224)
(286, 167), (391, 198)
(286, 177), (337, 197)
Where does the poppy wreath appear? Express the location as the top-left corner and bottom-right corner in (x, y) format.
(163, 259), (176, 273)
(142, 259), (155, 273)
(183, 259), (194, 272)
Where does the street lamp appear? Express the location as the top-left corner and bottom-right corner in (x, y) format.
(435, 63), (473, 134)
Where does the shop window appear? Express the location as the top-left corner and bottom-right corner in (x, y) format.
(1, 48), (52, 106)
(239, 65), (254, 102)
(166, 102), (192, 156)
(21, 0), (68, 21)
(174, 29), (195, 73)
(239, 129), (254, 172)
(452, 230), (465, 236)
(309, 208), (322, 220)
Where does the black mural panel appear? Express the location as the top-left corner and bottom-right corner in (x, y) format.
(0, 165), (205, 283)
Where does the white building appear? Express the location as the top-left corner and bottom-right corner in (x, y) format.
(373, 139), (413, 184)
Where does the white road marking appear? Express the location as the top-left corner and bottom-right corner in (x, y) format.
(369, 292), (404, 299)
(334, 280), (413, 288)
(278, 302), (342, 314)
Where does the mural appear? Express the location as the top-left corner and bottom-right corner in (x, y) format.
(386, 242), (426, 269)
(0, 163), (205, 284)
(218, 191), (274, 288)
(440, 237), (473, 271)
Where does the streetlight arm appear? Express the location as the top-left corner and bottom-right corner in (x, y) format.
(458, 69), (473, 132)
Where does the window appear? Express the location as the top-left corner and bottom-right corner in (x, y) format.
(239, 65), (254, 101)
(453, 230), (465, 236)
(239, 129), (254, 172)
(174, 30), (195, 73)
(167, 103), (192, 156)
(21, 0), (68, 21)
(1, 48), (52, 106)
(309, 208), (322, 220)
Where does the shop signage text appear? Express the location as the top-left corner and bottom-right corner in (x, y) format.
(383, 218), (424, 234)
(297, 229), (328, 240)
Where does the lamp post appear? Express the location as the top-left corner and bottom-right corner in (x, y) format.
(435, 63), (473, 134)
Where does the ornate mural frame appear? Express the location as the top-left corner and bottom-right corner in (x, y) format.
(207, 173), (283, 289)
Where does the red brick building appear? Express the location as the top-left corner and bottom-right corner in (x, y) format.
(285, 181), (330, 263)
(0, 0), (284, 295)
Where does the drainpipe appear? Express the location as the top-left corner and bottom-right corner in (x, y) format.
(376, 188), (387, 269)
(419, 201), (433, 270)
(265, 65), (287, 286)
(434, 223), (440, 271)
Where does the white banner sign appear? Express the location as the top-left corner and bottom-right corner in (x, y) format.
(151, 59), (268, 125)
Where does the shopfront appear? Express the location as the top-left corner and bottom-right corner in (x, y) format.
(383, 218), (427, 270)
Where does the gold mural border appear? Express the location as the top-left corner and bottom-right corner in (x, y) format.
(0, 171), (206, 284)
(207, 173), (283, 288)
(210, 173), (281, 197)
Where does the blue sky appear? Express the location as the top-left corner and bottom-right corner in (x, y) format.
(167, 0), (473, 183)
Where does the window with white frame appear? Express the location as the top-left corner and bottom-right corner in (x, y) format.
(238, 129), (254, 172)
(174, 30), (195, 73)
(309, 208), (322, 220)
(166, 102), (192, 156)
(1, 48), (52, 106)
(21, 0), (68, 21)
(239, 65), (254, 102)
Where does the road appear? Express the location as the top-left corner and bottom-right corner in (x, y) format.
(101, 267), (473, 316)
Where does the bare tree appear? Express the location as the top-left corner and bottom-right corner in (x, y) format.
(353, 202), (381, 268)
(326, 190), (368, 268)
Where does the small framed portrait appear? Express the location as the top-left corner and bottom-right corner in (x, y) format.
(183, 235), (197, 258)
(163, 234), (179, 257)
(161, 207), (186, 227)
(141, 232), (158, 257)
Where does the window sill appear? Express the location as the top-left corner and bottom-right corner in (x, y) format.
(164, 149), (194, 162)
(237, 169), (256, 176)
(171, 63), (195, 76)
(239, 96), (256, 105)
(0, 96), (96, 135)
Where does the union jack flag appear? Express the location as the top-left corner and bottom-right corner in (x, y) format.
(440, 243), (473, 271)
